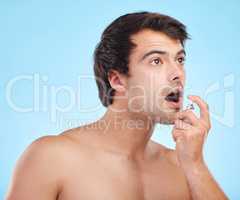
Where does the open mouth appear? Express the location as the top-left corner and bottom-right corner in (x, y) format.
(165, 90), (183, 103)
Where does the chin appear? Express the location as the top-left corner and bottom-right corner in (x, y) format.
(153, 110), (178, 125)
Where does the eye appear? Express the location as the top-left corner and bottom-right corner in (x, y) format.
(150, 58), (162, 65)
(177, 57), (185, 65)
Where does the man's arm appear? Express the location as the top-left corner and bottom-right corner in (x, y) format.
(183, 161), (227, 200)
(5, 136), (62, 200)
(172, 95), (228, 200)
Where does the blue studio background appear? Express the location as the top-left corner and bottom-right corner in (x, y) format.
(0, 1), (239, 199)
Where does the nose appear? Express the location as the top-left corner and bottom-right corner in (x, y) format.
(168, 64), (185, 85)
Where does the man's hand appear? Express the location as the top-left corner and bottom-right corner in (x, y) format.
(172, 95), (228, 200)
(172, 95), (211, 171)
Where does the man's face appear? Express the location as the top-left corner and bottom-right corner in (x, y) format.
(126, 29), (186, 124)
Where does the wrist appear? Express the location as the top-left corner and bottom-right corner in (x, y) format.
(181, 159), (208, 177)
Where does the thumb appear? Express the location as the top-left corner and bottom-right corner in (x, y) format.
(172, 129), (184, 142)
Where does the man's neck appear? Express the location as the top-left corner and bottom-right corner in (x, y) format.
(94, 105), (156, 160)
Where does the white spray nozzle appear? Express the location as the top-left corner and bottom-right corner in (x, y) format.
(186, 103), (194, 110)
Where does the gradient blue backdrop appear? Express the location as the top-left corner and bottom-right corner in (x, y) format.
(1, 0), (239, 199)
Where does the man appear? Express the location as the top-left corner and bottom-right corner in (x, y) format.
(6, 12), (228, 200)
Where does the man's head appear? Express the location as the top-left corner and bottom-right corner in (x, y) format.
(94, 11), (189, 124)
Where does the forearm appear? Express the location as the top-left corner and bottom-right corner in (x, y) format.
(183, 162), (228, 200)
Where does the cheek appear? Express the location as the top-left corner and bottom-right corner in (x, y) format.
(127, 69), (150, 88)
(126, 73), (152, 111)
(127, 66), (168, 98)
(128, 69), (167, 97)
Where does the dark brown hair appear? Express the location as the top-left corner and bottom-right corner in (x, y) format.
(93, 11), (189, 107)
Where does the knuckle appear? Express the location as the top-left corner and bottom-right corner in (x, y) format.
(200, 122), (208, 130)
(185, 110), (194, 117)
(206, 123), (211, 131)
(208, 123), (212, 129)
(202, 123), (210, 133)
(188, 110), (195, 117)
(186, 109), (193, 114)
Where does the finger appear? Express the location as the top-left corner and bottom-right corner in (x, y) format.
(172, 129), (184, 142)
(174, 119), (192, 130)
(188, 95), (210, 123)
(176, 109), (198, 126)
(175, 133), (185, 144)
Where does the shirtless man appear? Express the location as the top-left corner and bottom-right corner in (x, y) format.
(6, 12), (228, 200)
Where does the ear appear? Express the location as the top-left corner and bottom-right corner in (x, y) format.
(108, 69), (127, 93)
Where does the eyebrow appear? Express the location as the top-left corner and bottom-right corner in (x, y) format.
(140, 49), (186, 61)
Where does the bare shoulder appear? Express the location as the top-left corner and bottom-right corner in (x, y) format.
(12, 134), (69, 173)
(18, 134), (74, 162)
(6, 132), (86, 200)
(23, 128), (91, 162)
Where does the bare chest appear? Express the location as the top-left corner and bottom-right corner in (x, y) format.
(58, 157), (191, 200)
